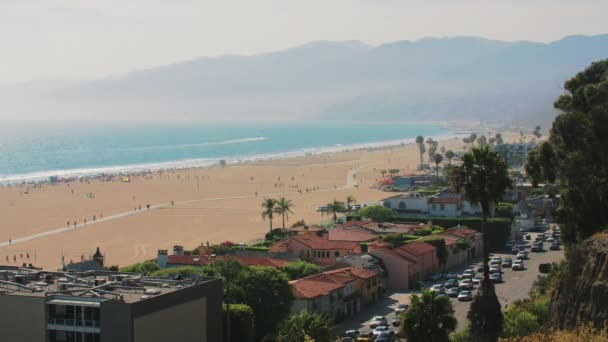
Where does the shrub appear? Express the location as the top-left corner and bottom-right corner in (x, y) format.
(502, 307), (540, 338)
(120, 261), (161, 275)
(381, 233), (420, 247)
(496, 202), (515, 218)
(359, 205), (394, 222)
(413, 227), (433, 236)
(225, 303), (255, 342)
(283, 260), (321, 280)
(221, 241), (236, 247)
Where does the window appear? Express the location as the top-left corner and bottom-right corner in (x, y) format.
(399, 202), (406, 210)
(383, 201), (392, 208)
(440, 204), (445, 211)
(432, 204), (437, 210)
(335, 251), (340, 257)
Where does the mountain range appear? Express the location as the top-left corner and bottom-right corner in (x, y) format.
(3, 34), (608, 124)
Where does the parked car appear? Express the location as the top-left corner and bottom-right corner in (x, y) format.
(375, 330), (396, 342)
(501, 258), (513, 268)
(316, 206), (328, 212)
(445, 272), (458, 279)
(489, 265), (502, 274)
(531, 243), (542, 252)
(459, 279), (474, 290)
(344, 330), (360, 339)
(462, 269), (475, 279)
(392, 318), (400, 327)
(512, 245), (526, 254)
(472, 275), (483, 285)
(546, 237), (555, 243)
(477, 265), (486, 273)
(516, 251), (528, 260)
(444, 279), (458, 289)
(504, 240), (516, 249)
(458, 290), (473, 301)
(370, 316), (387, 329)
(430, 273), (443, 282)
(539, 263), (552, 274)
(373, 325), (392, 337)
(550, 241), (561, 250)
(430, 284), (445, 294)
(489, 272), (503, 283)
(490, 256), (503, 263)
(447, 286), (460, 297)
(512, 260), (525, 270)
(356, 332), (375, 341)
(394, 304), (408, 314)
(489, 260), (501, 267)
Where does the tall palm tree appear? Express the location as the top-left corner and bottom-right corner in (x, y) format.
(416, 136), (426, 170)
(400, 288), (457, 341)
(325, 200), (346, 223)
(433, 153), (443, 181)
(380, 169), (387, 178)
(275, 197), (294, 229)
(261, 198), (277, 234)
(346, 195), (356, 214)
(445, 150), (455, 165)
(449, 145), (512, 341)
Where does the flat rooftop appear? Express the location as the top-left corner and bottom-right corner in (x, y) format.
(0, 266), (217, 304)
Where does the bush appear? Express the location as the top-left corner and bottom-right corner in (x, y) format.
(283, 260), (321, 280)
(450, 326), (471, 342)
(359, 205), (395, 222)
(148, 265), (214, 278)
(381, 233), (420, 248)
(496, 202), (515, 218)
(499, 324), (608, 342)
(221, 241), (236, 247)
(502, 307), (540, 338)
(422, 237), (448, 269)
(225, 303), (255, 342)
(212, 244), (232, 255)
(120, 261), (161, 275)
(413, 227), (433, 236)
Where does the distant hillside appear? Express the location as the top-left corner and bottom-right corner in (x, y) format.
(3, 35), (608, 124)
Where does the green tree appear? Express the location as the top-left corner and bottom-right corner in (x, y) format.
(276, 310), (335, 342)
(423, 237), (448, 271)
(214, 258), (245, 342)
(445, 150), (455, 165)
(502, 307), (540, 338)
(532, 125), (542, 139)
(401, 288), (457, 342)
(261, 198), (277, 234)
(525, 59), (608, 244)
(359, 205), (394, 222)
(434, 153), (444, 180)
(477, 135), (488, 146)
(416, 135), (426, 169)
(236, 266), (295, 340)
(495, 133), (504, 145)
(275, 197), (295, 229)
(427, 138), (439, 162)
(283, 260), (321, 280)
(449, 145), (512, 341)
(325, 200), (346, 222)
(346, 195), (356, 214)
(389, 168), (400, 178)
(469, 133), (478, 148)
(496, 202), (515, 218)
(224, 303), (255, 342)
(120, 261), (161, 275)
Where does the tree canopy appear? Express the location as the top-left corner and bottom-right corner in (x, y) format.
(359, 205), (394, 222)
(400, 288), (457, 342)
(524, 59), (608, 244)
(276, 310), (335, 342)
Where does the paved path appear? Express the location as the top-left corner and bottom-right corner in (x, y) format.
(0, 170), (359, 249)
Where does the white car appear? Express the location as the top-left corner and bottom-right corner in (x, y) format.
(459, 279), (473, 290)
(472, 276), (483, 285)
(512, 260), (525, 270)
(489, 266), (502, 274)
(394, 304), (408, 314)
(370, 316), (387, 328)
(372, 325), (391, 337)
(490, 256), (503, 264)
(430, 284), (445, 294)
(516, 251), (528, 260)
(458, 290), (473, 301)
(546, 237), (555, 243)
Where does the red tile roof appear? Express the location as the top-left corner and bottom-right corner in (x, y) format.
(228, 256), (289, 268)
(166, 255), (288, 268)
(444, 227), (478, 238)
(368, 241), (391, 248)
(291, 277), (344, 299)
(289, 225), (325, 233)
(328, 228), (378, 242)
(167, 255), (213, 266)
(437, 234), (459, 246)
(371, 247), (415, 264)
(343, 220), (373, 227)
(397, 240), (436, 256)
(323, 267), (378, 280)
(291, 234), (360, 250)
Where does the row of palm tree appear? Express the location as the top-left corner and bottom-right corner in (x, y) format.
(261, 197), (294, 234)
(322, 195), (357, 223)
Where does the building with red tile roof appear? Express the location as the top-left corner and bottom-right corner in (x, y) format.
(269, 233), (361, 265)
(394, 241), (438, 283)
(368, 247), (413, 290)
(327, 227), (378, 242)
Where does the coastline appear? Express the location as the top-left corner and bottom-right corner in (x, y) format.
(0, 130), (469, 185)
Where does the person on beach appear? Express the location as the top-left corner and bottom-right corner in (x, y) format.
(9, 238), (11, 245)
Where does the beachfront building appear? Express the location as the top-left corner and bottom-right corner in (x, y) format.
(290, 267), (379, 321)
(382, 189), (485, 217)
(0, 267), (222, 342)
(269, 233), (362, 266)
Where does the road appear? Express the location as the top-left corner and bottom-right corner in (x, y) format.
(337, 231), (564, 339)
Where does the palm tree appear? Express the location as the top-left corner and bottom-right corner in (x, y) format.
(495, 133), (504, 145)
(400, 288), (457, 342)
(445, 150), (455, 165)
(275, 197), (294, 229)
(389, 168), (400, 178)
(276, 310), (335, 342)
(261, 198), (277, 234)
(346, 195), (356, 214)
(380, 169), (387, 178)
(433, 153), (443, 181)
(325, 200), (346, 223)
(449, 145), (512, 341)
(532, 125), (542, 138)
(416, 136), (426, 170)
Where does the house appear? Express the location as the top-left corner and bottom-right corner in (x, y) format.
(289, 225), (326, 235)
(368, 247), (413, 290)
(382, 189), (484, 217)
(269, 233), (361, 265)
(326, 227), (378, 242)
(343, 220), (421, 235)
(440, 226), (482, 270)
(393, 240), (438, 283)
(382, 192), (428, 213)
(290, 267), (379, 320)
(333, 254), (386, 293)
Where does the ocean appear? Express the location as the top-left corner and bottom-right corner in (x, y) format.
(0, 121), (453, 183)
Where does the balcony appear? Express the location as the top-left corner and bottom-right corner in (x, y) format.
(47, 318), (101, 333)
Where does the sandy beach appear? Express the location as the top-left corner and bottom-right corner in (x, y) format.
(0, 132), (522, 270)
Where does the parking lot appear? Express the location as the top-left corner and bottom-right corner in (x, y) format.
(338, 231), (564, 340)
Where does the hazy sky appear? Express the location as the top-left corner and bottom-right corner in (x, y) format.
(1, 0), (607, 84)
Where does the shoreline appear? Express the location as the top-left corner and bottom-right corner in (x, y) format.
(0, 130), (469, 185)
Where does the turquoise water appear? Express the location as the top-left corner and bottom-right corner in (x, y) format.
(0, 121), (449, 182)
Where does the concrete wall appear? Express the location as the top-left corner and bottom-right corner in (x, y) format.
(384, 197), (428, 213)
(429, 203), (461, 217)
(101, 301), (133, 342)
(0, 295), (46, 342)
(369, 250), (410, 290)
(134, 298), (207, 342)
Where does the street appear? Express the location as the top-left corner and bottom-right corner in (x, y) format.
(337, 232), (564, 339)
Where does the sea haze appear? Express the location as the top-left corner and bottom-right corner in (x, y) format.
(0, 121), (449, 183)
